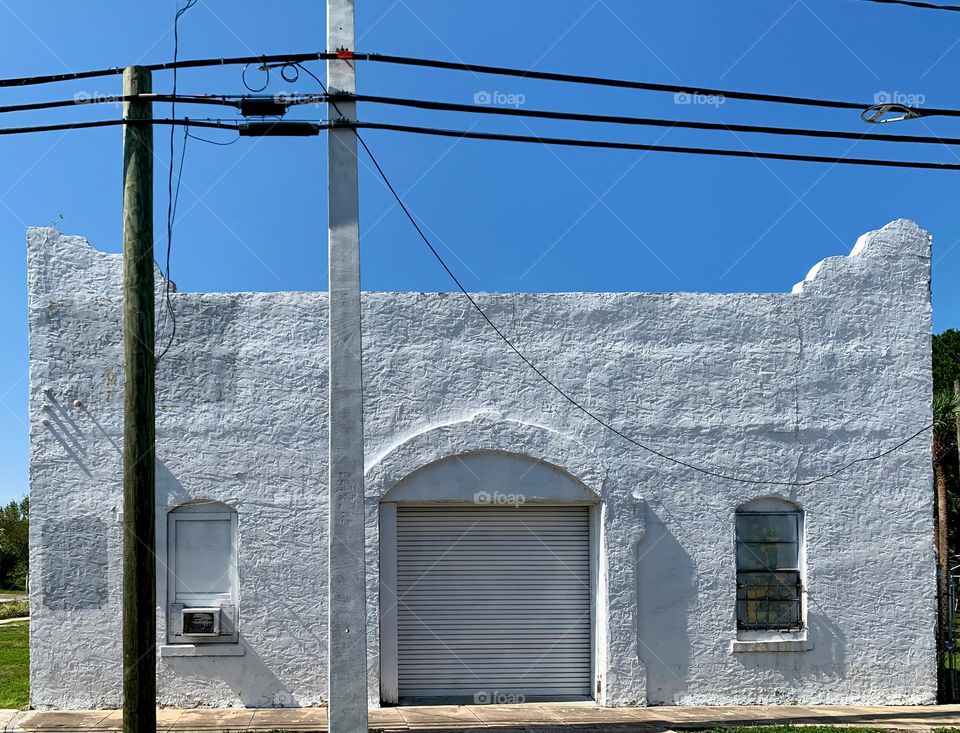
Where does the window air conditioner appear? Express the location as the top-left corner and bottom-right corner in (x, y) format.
(181, 607), (221, 636)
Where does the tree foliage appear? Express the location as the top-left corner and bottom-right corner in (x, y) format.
(934, 328), (960, 393)
(0, 497), (28, 590)
(933, 331), (960, 564)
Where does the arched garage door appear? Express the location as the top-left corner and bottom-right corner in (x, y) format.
(396, 505), (592, 701)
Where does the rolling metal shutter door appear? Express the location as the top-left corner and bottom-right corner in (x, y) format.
(396, 506), (591, 701)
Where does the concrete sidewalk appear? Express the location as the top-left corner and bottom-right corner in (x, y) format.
(2, 704), (960, 733)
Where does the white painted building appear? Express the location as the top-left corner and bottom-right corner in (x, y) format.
(27, 220), (936, 710)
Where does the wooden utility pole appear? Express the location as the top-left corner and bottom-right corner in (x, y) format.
(326, 1), (368, 732)
(121, 65), (156, 733)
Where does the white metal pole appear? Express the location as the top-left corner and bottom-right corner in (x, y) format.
(326, 1), (368, 731)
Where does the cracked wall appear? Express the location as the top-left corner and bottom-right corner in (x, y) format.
(27, 219), (935, 708)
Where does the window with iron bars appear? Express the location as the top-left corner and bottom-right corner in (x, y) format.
(735, 510), (802, 631)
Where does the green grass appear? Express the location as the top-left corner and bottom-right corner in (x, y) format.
(0, 620), (28, 708)
(0, 601), (28, 621)
(700, 728), (882, 733)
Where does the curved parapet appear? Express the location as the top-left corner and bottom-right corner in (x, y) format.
(27, 227), (170, 303)
(791, 219), (931, 295)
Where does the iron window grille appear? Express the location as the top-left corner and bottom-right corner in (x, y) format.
(735, 510), (803, 631)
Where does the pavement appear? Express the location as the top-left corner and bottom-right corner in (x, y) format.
(1, 703), (959, 733)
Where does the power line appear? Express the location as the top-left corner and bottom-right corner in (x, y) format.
(0, 118), (242, 136)
(858, 0), (960, 10)
(0, 93), (239, 116)
(12, 89), (943, 149)
(4, 50), (957, 122)
(359, 53), (960, 119)
(332, 92), (960, 146)
(4, 112), (958, 170)
(0, 52), (337, 88)
(345, 120), (960, 171)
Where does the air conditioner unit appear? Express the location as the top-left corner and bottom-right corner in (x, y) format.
(181, 607), (221, 636)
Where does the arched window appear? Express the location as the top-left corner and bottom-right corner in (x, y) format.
(735, 498), (803, 631)
(167, 501), (239, 644)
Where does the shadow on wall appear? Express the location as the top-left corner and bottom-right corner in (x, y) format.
(730, 610), (847, 687)
(49, 394), (195, 509)
(41, 390), (92, 477)
(156, 460), (193, 507)
(162, 640), (298, 707)
(636, 507), (696, 704)
(805, 612), (846, 677)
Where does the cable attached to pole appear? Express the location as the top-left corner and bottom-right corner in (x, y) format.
(157, 0), (199, 366)
(346, 123), (934, 486)
(285, 62), (939, 486)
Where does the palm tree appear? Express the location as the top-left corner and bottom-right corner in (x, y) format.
(934, 389), (959, 647)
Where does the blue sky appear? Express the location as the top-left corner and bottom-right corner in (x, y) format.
(1, 1), (958, 504)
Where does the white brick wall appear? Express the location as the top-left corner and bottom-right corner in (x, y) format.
(26, 219), (935, 709)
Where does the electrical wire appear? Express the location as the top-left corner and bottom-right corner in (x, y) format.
(9, 89), (930, 147)
(282, 61), (937, 487)
(332, 92), (960, 146)
(2, 107), (957, 172)
(245, 59), (309, 92)
(157, 0), (198, 365)
(359, 133), (934, 485)
(359, 131), (934, 486)
(857, 0), (960, 10)
(156, 124), (190, 359)
(359, 53), (960, 119)
(0, 52), (338, 88)
(186, 129), (239, 146)
(345, 120), (960, 171)
(4, 49), (958, 122)
(0, 118), (242, 135)
(0, 93), (239, 116)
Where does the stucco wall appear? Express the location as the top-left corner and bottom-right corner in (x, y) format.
(27, 220), (935, 709)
